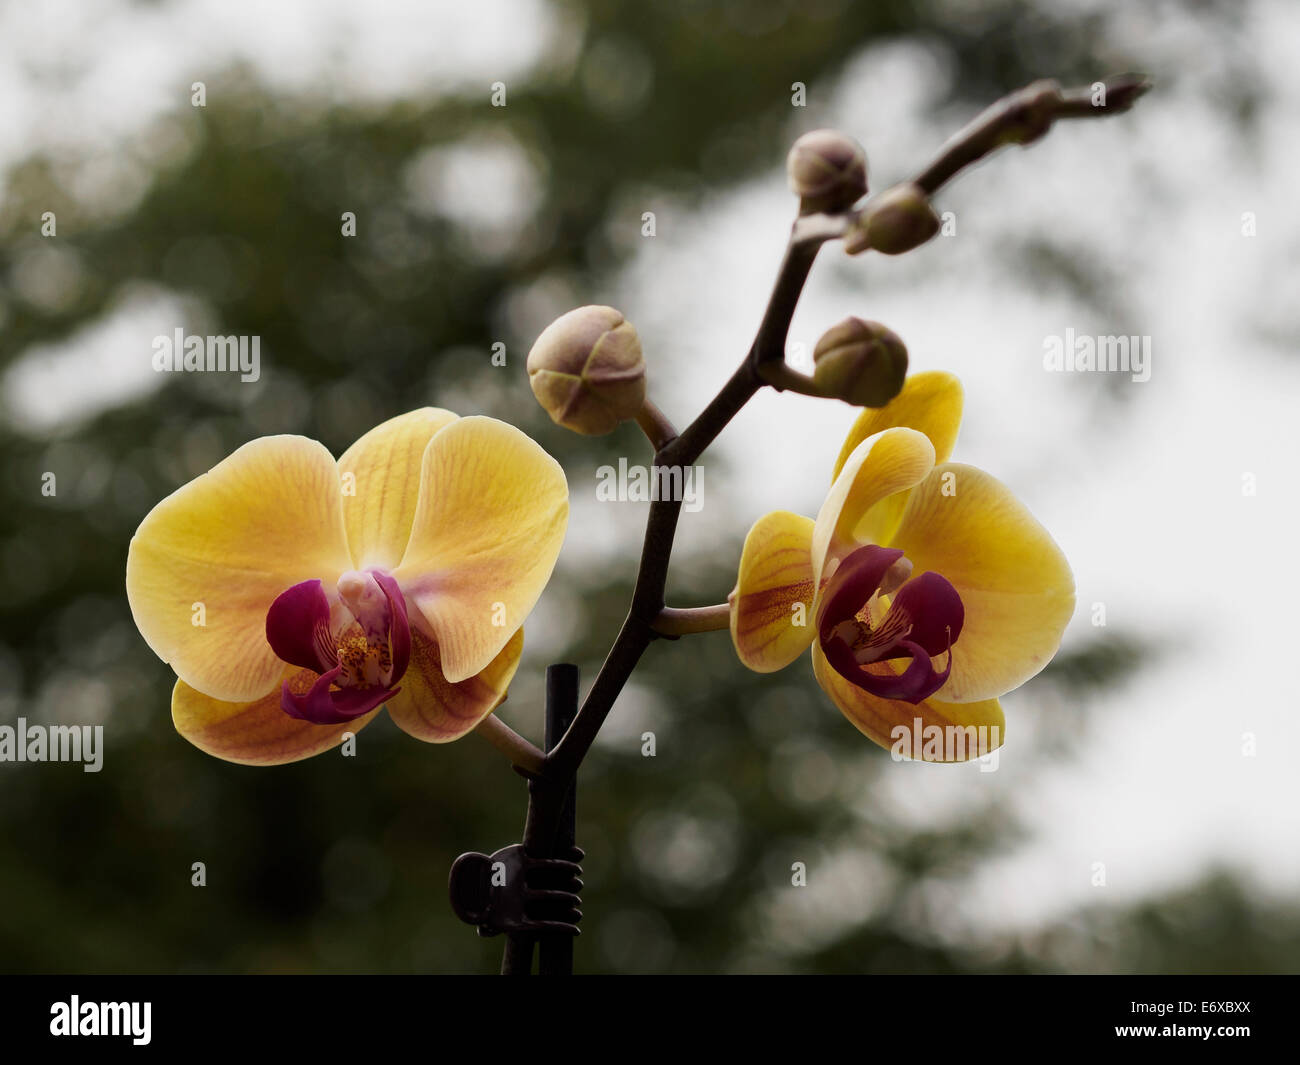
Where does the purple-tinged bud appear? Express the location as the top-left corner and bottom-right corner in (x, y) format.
(527, 305), (646, 436)
(812, 317), (908, 407)
(1000, 79), (1064, 146)
(786, 129), (868, 215)
(844, 183), (940, 256)
(1098, 73), (1152, 113)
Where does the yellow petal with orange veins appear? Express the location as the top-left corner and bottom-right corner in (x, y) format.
(387, 627), (524, 742)
(171, 669), (379, 766)
(729, 511), (817, 673)
(889, 462), (1075, 703)
(832, 371), (964, 481)
(126, 436), (354, 703)
(338, 407), (460, 571)
(812, 644), (1005, 761)
(811, 427), (935, 584)
(393, 416), (568, 684)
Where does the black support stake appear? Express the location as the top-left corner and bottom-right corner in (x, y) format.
(498, 662), (580, 975)
(539, 663), (579, 976)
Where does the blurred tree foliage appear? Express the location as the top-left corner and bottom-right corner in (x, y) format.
(0, 0), (1283, 974)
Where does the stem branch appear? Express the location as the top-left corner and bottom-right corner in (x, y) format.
(652, 604), (732, 636)
(545, 224), (826, 780)
(910, 74), (1150, 197)
(635, 400), (679, 452)
(474, 714), (546, 777)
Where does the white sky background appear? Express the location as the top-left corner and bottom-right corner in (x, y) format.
(1, 0), (1297, 944)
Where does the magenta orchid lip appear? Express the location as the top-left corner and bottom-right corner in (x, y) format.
(816, 543), (965, 704)
(266, 569), (411, 724)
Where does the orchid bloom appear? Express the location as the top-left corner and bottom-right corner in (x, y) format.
(125, 409), (568, 766)
(729, 372), (1073, 760)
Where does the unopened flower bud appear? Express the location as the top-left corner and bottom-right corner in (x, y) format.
(1098, 73), (1152, 114)
(844, 183), (940, 256)
(527, 305), (646, 436)
(1000, 79), (1063, 146)
(812, 317), (907, 407)
(786, 129), (868, 215)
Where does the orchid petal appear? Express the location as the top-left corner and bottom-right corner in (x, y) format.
(171, 669), (379, 766)
(811, 427), (934, 587)
(126, 436), (353, 702)
(832, 371), (964, 480)
(386, 627), (524, 742)
(729, 511), (818, 673)
(812, 643), (1005, 761)
(393, 417), (567, 684)
(888, 463), (1075, 702)
(825, 374), (960, 552)
(337, 408), (460, 571)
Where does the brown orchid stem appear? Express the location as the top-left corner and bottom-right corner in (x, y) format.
(652, 604), (732, 636)
(757, 361), (829, 397)
(474, 714), (546, 776)
(545, 234), (827, 782)
(635, 399), (679, 451)
(910, 74), (1150, 197)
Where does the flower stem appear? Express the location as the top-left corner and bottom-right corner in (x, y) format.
(475, 714), (546, 777)
(544, 224), (826, 782)
(635, 399), (679, 452)
(757, 361), (828, 397)
(910, 74), (1151, 197)
(652, 604), (732, 636)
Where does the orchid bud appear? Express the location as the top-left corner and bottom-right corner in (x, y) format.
(812, 317), (907, 408)
(844, 183), (941, 256)
(527, 305), (646, 436)
(786, 129), (868, 215)
(1000, 79), (1064, 146)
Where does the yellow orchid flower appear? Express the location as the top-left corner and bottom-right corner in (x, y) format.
(125, 409), (568, 766)
(729, 372), (1074, 760)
